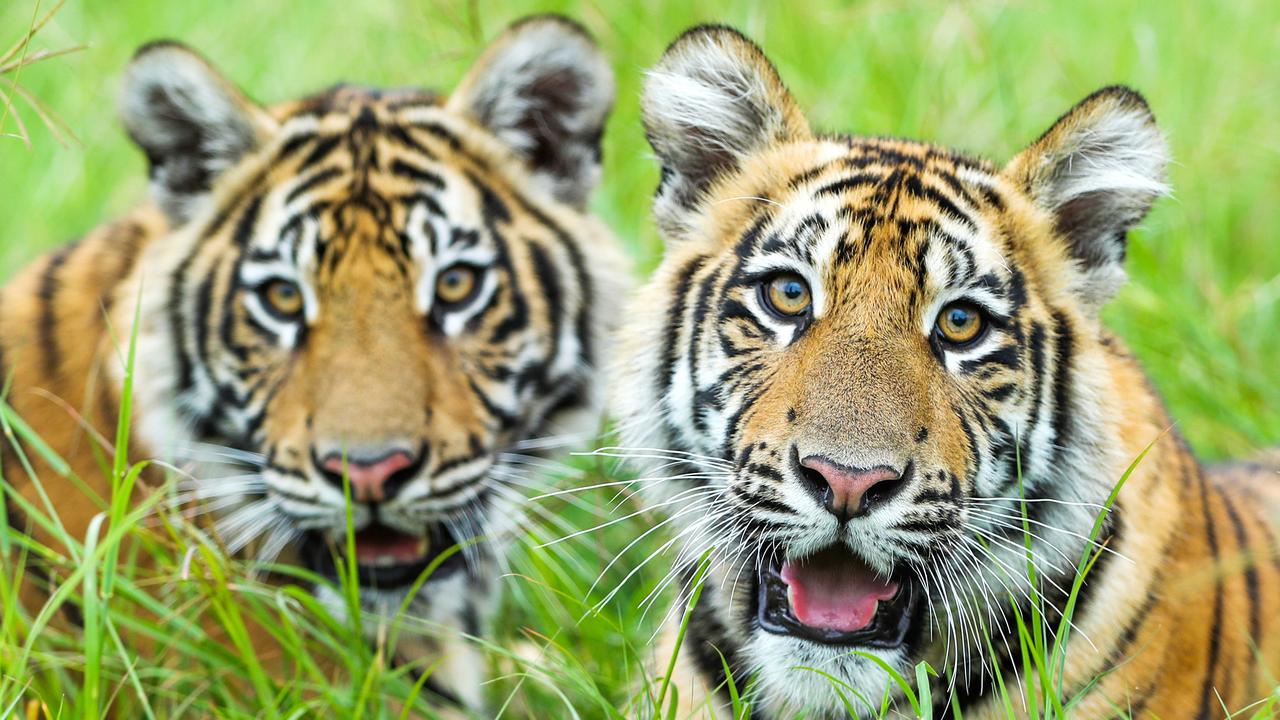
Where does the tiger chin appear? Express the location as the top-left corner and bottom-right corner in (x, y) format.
(612, 25), (1280, 719)
(0, 15), (627, 711)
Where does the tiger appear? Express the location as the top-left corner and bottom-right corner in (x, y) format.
(0, 14), (627, 711)
(611, 25), (1280, 719)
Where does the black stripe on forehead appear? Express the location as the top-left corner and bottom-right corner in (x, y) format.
(298, 135), (343, 172)
(814, 172), (885, 198)
(389, 159), (445, 191)
(384, 124), (439, 160)
(273, 131), (318, 163)
(755, 212), (828, 265)
(904, 174), (979, 235)
(450, 228), (480, 250)
(731, 210), (778, 260)
(284, 167), (343, 205)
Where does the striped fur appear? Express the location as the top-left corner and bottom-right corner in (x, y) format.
(0, 15), (627, 710)
(614, 26), (1280, 718)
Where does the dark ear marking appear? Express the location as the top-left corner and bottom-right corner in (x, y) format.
(1005, 86), (1168, 311)
(119, 40), (275, 224)
(448, 15), (614, 210)
(640, 25), (810, 241)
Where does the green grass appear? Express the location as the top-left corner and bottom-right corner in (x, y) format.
(2, 0), (1278, 718)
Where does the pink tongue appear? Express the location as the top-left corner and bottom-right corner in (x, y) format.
(353, 526), (424, 563)
(779, 549), (899, 633)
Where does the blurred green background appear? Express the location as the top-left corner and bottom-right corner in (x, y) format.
(2, 0), (1278, 713)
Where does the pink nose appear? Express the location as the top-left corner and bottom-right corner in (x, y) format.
(799, 456), (904, 520)
(321, 449), (417, 503)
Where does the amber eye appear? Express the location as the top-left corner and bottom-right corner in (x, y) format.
(762, 273), (812, 317)
(435, 264), (481, 307)
(259, 279), (304, 319)
(935, 302), (985, 345)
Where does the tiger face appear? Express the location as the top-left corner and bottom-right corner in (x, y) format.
(114, 17), (625, 640)
(615, 27), (1167, 716)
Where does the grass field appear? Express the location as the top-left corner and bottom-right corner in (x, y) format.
(2, 0), (1278, 717)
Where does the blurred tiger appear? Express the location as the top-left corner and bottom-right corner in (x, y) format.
(612, 25), (1280, 719)
(0, 15), (627, 710)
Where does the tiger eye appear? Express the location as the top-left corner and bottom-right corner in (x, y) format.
(436, 265), (480, 306)
(261, 279), (304, 319)
(763, 273), (812, 317)
(935, 302), (984, 345)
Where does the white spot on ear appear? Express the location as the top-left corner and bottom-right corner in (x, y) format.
(641, 26), (809, 240)
(448, 16), (614, 208)
(119, 42), (274, 223)
(1038, 106), (1169, 207)
(1007, 87), (1170, 311)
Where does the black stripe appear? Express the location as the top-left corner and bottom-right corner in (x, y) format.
(37, 247), (74, 377)
(167, 253), (197, 397)
(466, 377), (517, 430)
(958, 343), (1019, 375)
(232, 196), (263, 249)
(385, 124), (439, 161)
(414, 122), (463, 153)
(687, 263), (726, 433)
(505, 192), (596, 366)
(658, 255), (706, 400)
(1019, 320), (1048, 478)
(220, 250), (252, 362)
(388, 159), (445, 190)
(814, 172), (885, 197)
(1219, 488), (1260, 702)
(918, 182), (979, 234)
(273, 131), (318, 162)
(527, 242), (563, 384)
(297, 135), (342, 171)
(1110, 589), (1158, 667)
(284, 167), (343, 205)
(460, 174), (527, 349)
(1196, 474), (1224, 720)
(1047, 311), (1075, 465)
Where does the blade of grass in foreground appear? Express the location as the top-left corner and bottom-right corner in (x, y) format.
(653, 548), (712, 716)
(1050, 431), (1166, 697)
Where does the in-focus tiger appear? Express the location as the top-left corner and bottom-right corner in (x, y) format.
(612, 25), (1280, 718)
(0, 15), (626, 709)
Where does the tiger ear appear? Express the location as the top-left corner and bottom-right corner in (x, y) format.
(1004, 86), (1169, 311)
(120, 41), (277, 224)
(642, 25), (810, 240)
(447, 15), (614, 210)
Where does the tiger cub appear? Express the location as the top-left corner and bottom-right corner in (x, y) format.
(0, 15), (627, 710)
(612, 25), (1280, 718)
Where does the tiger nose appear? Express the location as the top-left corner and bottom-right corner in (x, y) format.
(318, 446), (422, 503)
(799, 456), (907, 521)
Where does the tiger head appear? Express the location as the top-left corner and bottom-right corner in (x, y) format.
(115, 17), (626, 622)
(615, 26), (1167, 715)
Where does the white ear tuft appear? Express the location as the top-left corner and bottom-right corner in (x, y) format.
(641, 25), (809, 240)
(120, 41), (274, 223)
(1006, 86), (1169, 310)
(448, 15), (614, 209)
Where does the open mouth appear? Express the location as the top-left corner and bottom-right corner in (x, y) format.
(757, 545), (919, 647)
(301, 522), (466, 588)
